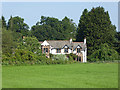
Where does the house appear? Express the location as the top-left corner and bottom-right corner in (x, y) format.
(41, 38), (87, 62)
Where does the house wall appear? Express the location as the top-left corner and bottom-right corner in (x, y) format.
(84, 48), (87, 62)
(81, 49), (87, 63)
(81, 51), (84, 62)
(51, 48), (72, 54)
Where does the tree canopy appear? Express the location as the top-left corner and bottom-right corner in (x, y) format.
(17, 36), (42, 55)
(31, 16), (77, 41)
(7, 16), (29, 36)
(76, 7), (117, 60)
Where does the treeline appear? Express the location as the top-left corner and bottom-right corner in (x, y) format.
(1, 6), (120, 65)
(31, 16), (77, 41)
(1, 14), (78, 65)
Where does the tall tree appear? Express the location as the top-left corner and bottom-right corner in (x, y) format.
(62, 16), (77, 39)
(113, 32), (120, 55)
(76, 7), (117, 60)
(2, 29), (16, 55)
(7, 16), (29, 36)
(2, 16), (6, 29)
(76, 9), (88, 41)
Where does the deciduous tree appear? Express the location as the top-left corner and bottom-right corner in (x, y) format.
(7, 16), (29, 36)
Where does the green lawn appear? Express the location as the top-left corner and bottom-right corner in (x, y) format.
(2, 63), (118, 88)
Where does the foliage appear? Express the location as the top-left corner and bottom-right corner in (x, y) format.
(2, 29), (17, 55)
(31, 16), (77, 41)
(76, 7), (117, 60)
(114, 32), (120, 55)
(66, 53), (78, 60)
(52, 54), (68, 61)
(51, 54), (68, 64)
(2, 16), (6, 29)
(89, 43), (119, 61)
(17, 36), (42, 55)
(2, 49), (38, 62)
(7, 16), (29, 36)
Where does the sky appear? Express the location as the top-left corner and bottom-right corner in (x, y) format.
(2, 2), (118, 31)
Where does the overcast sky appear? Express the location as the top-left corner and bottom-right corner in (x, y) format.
(2, 2), (118, 31)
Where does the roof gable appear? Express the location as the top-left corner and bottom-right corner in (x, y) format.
(62, 45), (69, 48)
(41, 40), (49, 46)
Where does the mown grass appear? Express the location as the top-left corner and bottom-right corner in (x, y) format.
(2, 63), (118, 88)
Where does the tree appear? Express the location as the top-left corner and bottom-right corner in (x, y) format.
(62, 16), (77, 39)
(76, 9), (88, 41)
(17, 36), (42, 55)
(90, 43), (119, 61)
(2, 16), (6, 29)
(76, 7), (117, 60)
(2, 29), (16, 55)
(7, 16), (29, 36)
(31, 16), (77, 41)
(113, 32), (120, 55)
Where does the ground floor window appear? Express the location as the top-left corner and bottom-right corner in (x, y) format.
(77, 48), (80, 53)
(43, 48), (48, 53)
(56, 48), (61, 53)
(64, 48), (68, 53)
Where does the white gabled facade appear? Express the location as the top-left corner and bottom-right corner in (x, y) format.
(41, 38), (87, 62)
(41, 40), (49, 46)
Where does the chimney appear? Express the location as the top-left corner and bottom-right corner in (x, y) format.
(84, 37), (86, 44)
(70, 38), (72, 44)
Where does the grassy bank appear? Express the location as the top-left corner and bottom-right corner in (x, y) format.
(2, 63), (118, 88)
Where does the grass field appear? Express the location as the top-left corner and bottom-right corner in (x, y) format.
(2, 63), (118, 88)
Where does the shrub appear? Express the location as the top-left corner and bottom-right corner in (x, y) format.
(89, 43), (119, 61)
(52, 54), (68, 61)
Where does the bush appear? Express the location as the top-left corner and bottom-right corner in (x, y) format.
(66, 53), (77, 61)
(52, 54), (68, 61)
(89, 43), (119, 61)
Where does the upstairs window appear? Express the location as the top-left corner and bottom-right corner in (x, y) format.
(43, 48), (48, 53)
(64, 48), (68, 53)
(56, 48), (61, 53)
(77, 48), (80, 53)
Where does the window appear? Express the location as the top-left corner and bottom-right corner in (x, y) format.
(64, 48), (68, 53)
(56, 48), (61, 53)
(43, 48), (48, 53)
(46, 48), (48, 53)
(77, 48), (80, 53)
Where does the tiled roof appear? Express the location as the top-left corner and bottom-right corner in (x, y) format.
(46, 40), (86, 51)
(47, 40), (72, 48)
(72, 42), (85, 51)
